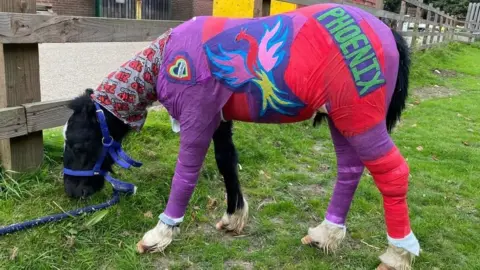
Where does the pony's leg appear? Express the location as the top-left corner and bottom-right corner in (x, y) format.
(137, 113), (222, 254)
(212, 121), (248, 234)
(302, 119), (364, 252)
(342, 123), (419, 270)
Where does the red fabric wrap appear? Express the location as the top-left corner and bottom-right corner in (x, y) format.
(363, 146), (411, 238)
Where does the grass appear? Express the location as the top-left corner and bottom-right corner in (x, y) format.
(1, 42), (480, 269)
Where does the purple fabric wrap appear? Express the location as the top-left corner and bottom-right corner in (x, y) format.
(156, 17), (233, 219)
(325, 119), (364, 225)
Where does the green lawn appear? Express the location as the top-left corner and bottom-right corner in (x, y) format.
(1, 42), (479, 269)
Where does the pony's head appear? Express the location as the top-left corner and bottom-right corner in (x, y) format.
(235, 29), (249, 42)
(62, 89), (130, 198)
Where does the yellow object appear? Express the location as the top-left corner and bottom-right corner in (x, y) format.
(270, 0), (297, 15)
(136, 0), (142, 20)
(213, 0), (256, 18)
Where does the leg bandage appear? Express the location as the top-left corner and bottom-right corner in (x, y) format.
(363, 146), (411, 239)
(326, 165), (364, 225)
(326, 120), (365, 225)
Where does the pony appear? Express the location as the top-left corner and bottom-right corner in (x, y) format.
(62, 3), (419, 269)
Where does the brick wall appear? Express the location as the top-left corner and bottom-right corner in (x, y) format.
(192, 0), (212, 17)
(169, 0), (212, 20)
(171, 0), (193, 20)
(37, 0), (95, 16)
(36, 0), (212, 20)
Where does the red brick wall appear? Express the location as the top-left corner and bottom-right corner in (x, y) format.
(170, 0), (212, 20)
(193, 0), (212, 17)
(36, 0), (212, 20)
(37, 0), (94, 16)
(171, 0), (193, 20)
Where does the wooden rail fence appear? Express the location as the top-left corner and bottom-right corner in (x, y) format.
(0, 0), (476, 171)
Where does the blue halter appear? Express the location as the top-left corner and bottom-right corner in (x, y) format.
(63, 102), (142, 194)
(0, 102), (143, 237)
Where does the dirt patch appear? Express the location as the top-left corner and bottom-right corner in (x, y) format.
(289, 184), (327, 196)
(412, 86), (458, 101)
(270, 217), (285, 225)
(224, 260), (254, 270)
(154, 255), (195, 270)
(431, 69), (458, 78)
(312, 142), (326, 152)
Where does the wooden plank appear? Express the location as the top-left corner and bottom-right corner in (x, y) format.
(0, 107), (27, 140)
(423, 3), (433, 45)
(0, 0), (43, 172)
(254, 0), (263, 17)
(401, 31), (445, 38)
(410, 0), (422, 48)
(466, 2), (473, 29)
(397, 1), (407, 31)
(472, 3), (479, 30)
(473, 3), (480, 30)
(24, 99), (72, 133)
(0, 12), (183, 44)
(432, 8), (439, 44)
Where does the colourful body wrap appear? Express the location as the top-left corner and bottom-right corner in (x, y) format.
(92, 3), (419, 255)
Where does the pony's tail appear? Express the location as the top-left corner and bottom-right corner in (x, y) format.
(386, 29), (411, 133)
(312, 112), (328, 128)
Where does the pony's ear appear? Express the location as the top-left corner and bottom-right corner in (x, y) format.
(85, 88), (94, 96)
(68, 89), (95, 113)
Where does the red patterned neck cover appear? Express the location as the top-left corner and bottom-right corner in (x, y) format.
(91, 30), (172, 131)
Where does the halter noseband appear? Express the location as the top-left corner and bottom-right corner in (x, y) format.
(63, 102), (142, 194)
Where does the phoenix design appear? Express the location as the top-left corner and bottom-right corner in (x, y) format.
(205, 18), (304, 118)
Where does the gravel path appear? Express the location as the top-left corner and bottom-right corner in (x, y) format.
(39, 42), (150, 101)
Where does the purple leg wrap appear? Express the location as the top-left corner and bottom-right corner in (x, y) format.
(325, 120), (364, 225)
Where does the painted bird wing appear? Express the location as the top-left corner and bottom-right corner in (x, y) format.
(205, 44), (255, 88)
(258, 18), (289, 73)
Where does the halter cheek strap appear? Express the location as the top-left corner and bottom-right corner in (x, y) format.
(63, 102), (142, 194)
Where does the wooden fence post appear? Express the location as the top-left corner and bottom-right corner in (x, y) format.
(0, 0), (44, 171)
(472, 3), (479, 31)
(423, 4), (433, 45)
(396, 1), (407, 32)
(466, 2), (473, 30)
(433, 8), (439, 44)
(411, 0), (423, 48)
(447, 14), (453, 41)
(476, 3), (480, 31)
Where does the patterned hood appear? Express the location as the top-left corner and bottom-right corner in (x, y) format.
(91, 30), (172, 131)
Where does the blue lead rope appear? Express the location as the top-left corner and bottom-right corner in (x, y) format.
(0, 102), (142, 237)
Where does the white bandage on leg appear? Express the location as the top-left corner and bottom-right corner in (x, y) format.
(387, 231), (420, 256)
(159, 213), (184, 226)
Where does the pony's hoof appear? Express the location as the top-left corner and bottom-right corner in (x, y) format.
(301, 235), (313, 245)
(378, 244), (415, 270)
(304, 219), (346, 253)
(216, 199), (249, 234)
(136, 221), (179, 254)
(215, 220), (224, 231)
(136, 240), (149, 254)
(376, 263), (395, 270)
